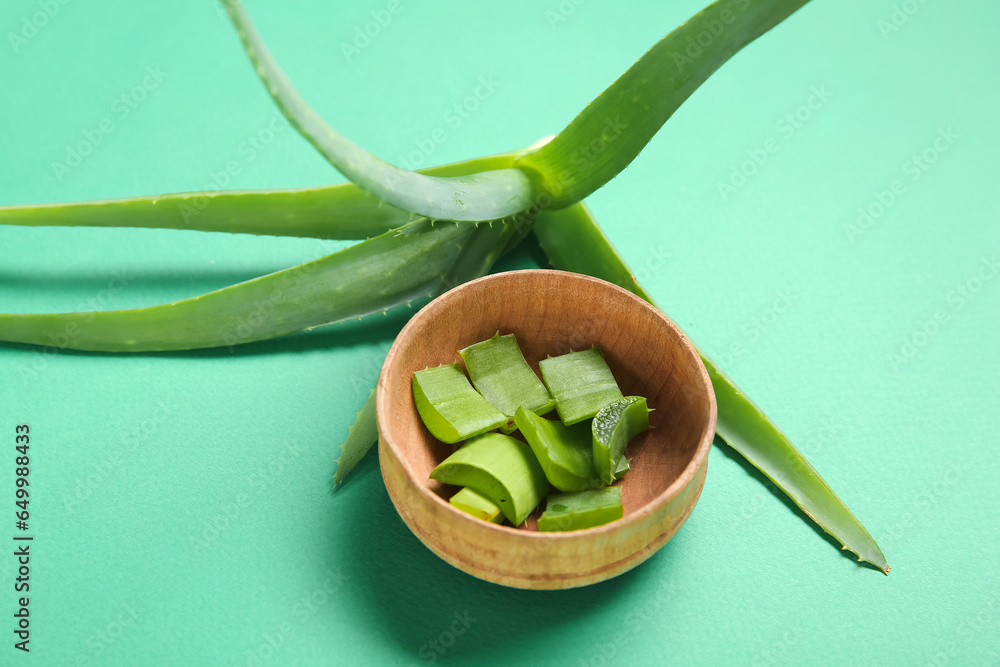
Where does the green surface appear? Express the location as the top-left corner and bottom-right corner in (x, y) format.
(1, 1), (998, 665)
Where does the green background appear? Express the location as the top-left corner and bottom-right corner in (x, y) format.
(2, 0), (998, 664)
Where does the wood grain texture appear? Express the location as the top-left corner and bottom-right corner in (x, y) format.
(377, 270), (716, 589)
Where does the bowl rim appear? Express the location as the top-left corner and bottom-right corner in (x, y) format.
(377, 269), (717, 541)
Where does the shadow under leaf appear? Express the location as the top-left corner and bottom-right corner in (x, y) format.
(712, 435), (881, 573)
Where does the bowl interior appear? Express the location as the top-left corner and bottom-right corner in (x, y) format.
(379, 270), (714, 529)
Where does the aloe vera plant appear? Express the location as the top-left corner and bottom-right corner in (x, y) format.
(0, 0), (888, 573)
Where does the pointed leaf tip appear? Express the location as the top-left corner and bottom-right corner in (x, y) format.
(333, 388), (379, 486)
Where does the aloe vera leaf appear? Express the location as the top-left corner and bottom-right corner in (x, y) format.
(533, 202), (889, 573)
(0, 219), (477, 352)
(449, 487), (504, 524)
(0, 148), (531, 240)
(539, 347), (624, 425)
(222, 1), (536, 222)
(515, 0), (811, 207)
(412, 363), (507, 444)
(460, 333), (556, 426)
(534, 201), (654, 300)
(333, 388), (378, 486)
(430, 433), (550, 526)
(434, 219), (523, 299)
(514, 407), (599, 493)
(592, 397), (651, 485)
(538, 487), (623, 532)
(708, 365), (889, 572)
(0, 219), (521, 353)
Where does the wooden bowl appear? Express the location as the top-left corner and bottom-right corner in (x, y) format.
(377, 270), (716, 589)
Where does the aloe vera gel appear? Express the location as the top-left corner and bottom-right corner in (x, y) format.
(414, 335), (650, 530)
(593, 397), (651, 485)
(449, 487), (504, 524)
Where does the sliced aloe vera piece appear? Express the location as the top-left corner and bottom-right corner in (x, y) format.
(514, 407), (599, 492)
(592, 397), (651, 485)
(460, 332), (555, 432)
(430, 433), (550, 526)
(412, 363), (506, 444)
(539, 347), (623, 425)
(449, 487), (504, 524)
(538, 487), (623, 532)
(614, 455), (631, 481)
